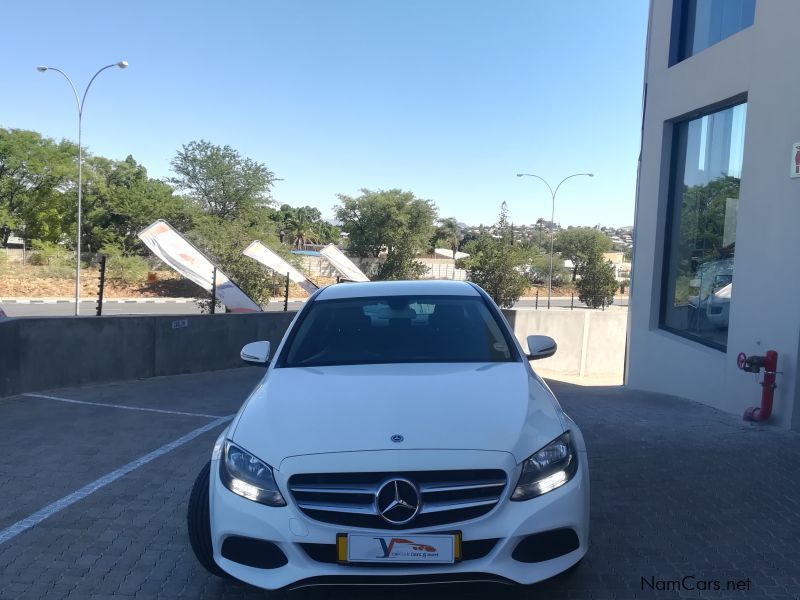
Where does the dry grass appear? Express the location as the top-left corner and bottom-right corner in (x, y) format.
(1, 266), (200, 298)
(0, 265), (336, 299)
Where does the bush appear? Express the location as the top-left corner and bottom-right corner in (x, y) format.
(29, 241), (74, 278)
(375, 243), (427, 281)
(186, 215), (286, 312)
(576, 255), (618, 309)
(460, 235), (529, 308)
(29, 241), (69, 266)
(101, 247), (150, 285)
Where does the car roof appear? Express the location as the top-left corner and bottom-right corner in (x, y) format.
(316, 280), (480, 300)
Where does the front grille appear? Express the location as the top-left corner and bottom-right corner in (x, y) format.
(288, 470), (507, 529)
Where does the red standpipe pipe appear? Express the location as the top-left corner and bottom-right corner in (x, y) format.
(743, 350), (778, 422)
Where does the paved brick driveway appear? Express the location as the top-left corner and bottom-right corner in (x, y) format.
(0, 368), (798, 599)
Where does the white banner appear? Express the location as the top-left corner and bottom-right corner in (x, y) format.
(137, 220), (262, 313)
(242, 241), (319, 296)
(320, 244), (370, 282)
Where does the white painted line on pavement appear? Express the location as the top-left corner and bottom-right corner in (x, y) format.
(0, 415), (232, 546)
(22, 393), (224, 419)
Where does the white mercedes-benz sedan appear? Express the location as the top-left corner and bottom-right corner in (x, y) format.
(188, 280), (589, 591)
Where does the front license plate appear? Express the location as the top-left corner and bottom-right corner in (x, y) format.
(338, 532), (461, 564)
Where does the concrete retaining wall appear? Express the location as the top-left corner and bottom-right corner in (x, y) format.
(0, 312), (295, 397)
(0, 308), (626, 397)
(503, 309), (627, 380)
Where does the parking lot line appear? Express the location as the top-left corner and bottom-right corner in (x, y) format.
(22, 392), (225, 418)
(0, 414), (232, 547)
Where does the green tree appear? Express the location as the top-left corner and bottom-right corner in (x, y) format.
(334, 188), (436, 258)
(459, 203), (529, 308)
(169, 140), (288, 310)
(82, 155), (195, 255)
(433, 217), (462, 258)
(576, 254), (618, 308)
(554, 226), (613, 281)
(170, 140), (276, 219)
(100, 245), (151, 285)
(671, 176), (739, 303)
(187, 215), (285, 310)
(534, 218), (548, 251)
(271, 204), (339, 248)
(623, 248), (633, 262)
(375, 239), (428, 280)
(334, 188), (436, 280)
(518, 242), (553, 286)
(0, 128), (76, 246)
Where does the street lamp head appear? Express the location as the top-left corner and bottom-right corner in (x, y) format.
(36, 66), (48, 72)
(117, 60), (128, 69)
(586, 173), (595, 177)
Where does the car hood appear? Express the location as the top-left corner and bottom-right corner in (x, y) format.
(231, 362), (565, 467)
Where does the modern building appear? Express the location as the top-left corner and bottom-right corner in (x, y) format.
(627, 0), (800, 430)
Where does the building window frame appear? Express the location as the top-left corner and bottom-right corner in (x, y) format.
(659, 95), (747, 352)
(669, 0), (756, 66)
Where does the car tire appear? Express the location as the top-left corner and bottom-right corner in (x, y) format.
(187, 461), (230, 579)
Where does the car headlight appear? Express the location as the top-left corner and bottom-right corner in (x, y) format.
(511, 432), (577, 501)
(219, 440), (286, 506)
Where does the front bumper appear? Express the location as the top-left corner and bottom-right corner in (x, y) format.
(208, 449), (589, 590)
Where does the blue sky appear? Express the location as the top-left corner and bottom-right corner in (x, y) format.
(1, 0), (648, 228)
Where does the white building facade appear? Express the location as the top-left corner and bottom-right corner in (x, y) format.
(627, 0), (800, 430)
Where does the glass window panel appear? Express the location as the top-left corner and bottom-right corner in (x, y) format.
(282, 295), (517, 367)
(661, 103), (746, 349)
(678, 0), (755, 61)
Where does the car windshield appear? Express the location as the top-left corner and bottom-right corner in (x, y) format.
(281, 295), (517, 367)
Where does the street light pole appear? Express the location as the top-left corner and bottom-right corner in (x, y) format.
(37, 61), (128, 316)
(516, 172), (594, 309)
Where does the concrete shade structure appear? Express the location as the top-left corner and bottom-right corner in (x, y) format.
(627, 1), (800, 430)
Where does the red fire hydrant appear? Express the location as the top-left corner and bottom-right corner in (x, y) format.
(737, 350), (778, 422)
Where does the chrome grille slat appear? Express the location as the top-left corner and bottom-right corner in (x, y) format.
(419, 480), (505, 493)
(290, 484), (377, 495)
(289, 470), (507, 530)
(296, 501), (376, 515)
(419, 497), (499, 514)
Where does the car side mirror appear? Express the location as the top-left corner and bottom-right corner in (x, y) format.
(527, 335), (557, 360)
(241, 341), (271, 365)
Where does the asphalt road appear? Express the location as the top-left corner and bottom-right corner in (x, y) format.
(1, 297), (627, 317)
